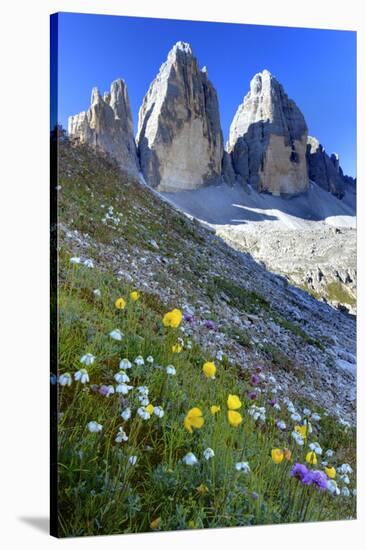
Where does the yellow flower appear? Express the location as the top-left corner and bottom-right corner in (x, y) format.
(295, 424), (307, 439)
(130, 291), (140, 302)
(172, 343), (182, 353)
(115, 297), (126, 309)
(325, 466), (336, 479)
(210, 405), (221, 415)
(271, 448), (284, 464)
(203, 361), (216, 379)
(188, 520), (196, 529)
(184, 407), (204, 433)
(306, 451), (317, 465)
(163, 308), (183, 328)
(150, 517), (161, 530)
(197, 483), (209, 495)
(284, 448), (292, 461)
(227, 394), (242, 410)
(227, 410), (243, 427)
(145, 404), (154, 415)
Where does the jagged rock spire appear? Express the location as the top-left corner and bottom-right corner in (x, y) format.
(68, 78), (139, 177)
(137, 42), (224, 191)
(228, 70), (309, 196)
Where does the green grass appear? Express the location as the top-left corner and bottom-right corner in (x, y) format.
(206, 276), (270, 314)
(56, 258), (356, 536)
(326, 282), (356, 308)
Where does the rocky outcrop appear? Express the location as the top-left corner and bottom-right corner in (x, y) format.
(137, 42), (224, 192)
(228, 70), (309, 196)
(68, 79), (139, 176)
(306, 136), (355, 199)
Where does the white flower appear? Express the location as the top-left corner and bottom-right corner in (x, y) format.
(338, 463), (353, 475)
(70, 257), (81, 264)
(59, 373), (72, 386)
(203, 448), (215, 460)
(74, 368), (89, 384)
(311, 413), (321, 422)
(87, 421), (103, 433)
(291, 412), (302, 422)
(119, 358), (132, 370)
(115, 383), (133, 395)
(273, 403), (281, 411)
(276, 420), (286, 430)
(182, 452), (198, 466)
(303, 408), (311, 416)
(93, 289), (101, 298)
(248, 405), (266, 422)
(115, 427), (128, 443)
(216, 350), (224, 361)
(137, 407), (150, 420)
(352, 488), (357, 496)
(104, 385), (115, 397)
(137, 386), (149, 396)
(303, 419), (313, 433)
(341, 486), (350, 497)
(327, 480), (340, 495)
(83, 259), (94, 268)
(114, 371), (130, 383)
(287, 403), (296, 414)
(153, 406), (164, 418)
(186, 341), (192, 350)
(121, 408), (132, 421)
(138, 396), (150, 406)
(80, 353), (95, 366)
(134, 355), (145, 366)
(235, 462), (251, 474)
(291, 431), (304, 446)
(325, 449), (334, 458)
(309, 442), (323, 455)
(166, 365), (176, 376)
(128, 455), (137, 466)
(109, 329), (123, 341)
(146, 356), (154, 364)
(340, 474), (350, 485)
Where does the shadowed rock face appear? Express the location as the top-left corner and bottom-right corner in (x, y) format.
(68, 79), (139, 177)
(228, 70), (309, 196)
(306, 136), (355, 199)
(137, 42), (224, 191)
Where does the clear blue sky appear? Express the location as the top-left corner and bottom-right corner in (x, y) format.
(54, 13), (356, 177)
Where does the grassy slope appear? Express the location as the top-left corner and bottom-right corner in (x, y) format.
(55, 140), (356, 537)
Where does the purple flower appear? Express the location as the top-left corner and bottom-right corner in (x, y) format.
(184, 314), (194, 323)
(99, 384), (109, 396)
(290, 463), (309, 481)
(251, 374), (260, 386)
(205, 320), (217, 330)
(248, 391), (257, 400)
(306, 470), (328, 491)
(251, 491), (259, 500)
(269, 399), (277, 407)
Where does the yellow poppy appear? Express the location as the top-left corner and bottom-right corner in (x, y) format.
(284, 448), (292, 461)
(184, 407), (204, 433)
(228, 410), (243, 427)
(197, 484), (209, 495)
(150, 517), (161, 530)
(130, 291), (140, 301)
(325, 466), (336, 479)
(306, 451), (317, 465)
(203, 361), (216, 379)
(115, 297), (126, 309)
(210, 405), (221, 415)
(172, 343), (182, 353)
(271, 448), (284, 464)
(227, 394), (242, 410)
(163, 308), (183, 328)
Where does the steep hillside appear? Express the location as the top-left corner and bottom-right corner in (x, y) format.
(54, 137), (356, 536)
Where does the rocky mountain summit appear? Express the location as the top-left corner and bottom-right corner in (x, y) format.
(228, 70), (309, 196)
(68, 79), (139, 176)
(137, 42), (224, 191)
(307, 136), (355, 198)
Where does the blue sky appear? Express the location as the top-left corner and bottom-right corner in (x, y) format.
(54, 13), (356, 177)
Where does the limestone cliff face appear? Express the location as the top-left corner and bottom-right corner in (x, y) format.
(68, 79), (139, 176)
(137, 42), (224, 191)
(228, 70), (309, 196)
(306, 136), (355, 199)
